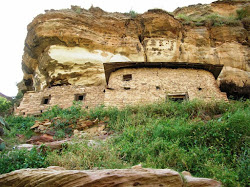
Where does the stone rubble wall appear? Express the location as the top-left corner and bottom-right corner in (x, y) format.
(104, 68), (227, 108)
(15, 85), (104, 116)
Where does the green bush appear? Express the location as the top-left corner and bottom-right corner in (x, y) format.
(0, 147), (48, 174)
(129, 10), (137, 18)
(40, 101), (86, 121)
(0, 97), (12, 116)
(5, 115), (35, 139)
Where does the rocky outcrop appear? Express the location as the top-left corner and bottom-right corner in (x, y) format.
(174, 0), (249, 17)
(20, 1), (250, 98)
(0, 166), (221, 187)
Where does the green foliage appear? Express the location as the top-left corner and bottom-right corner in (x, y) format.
(109, 100), (250, 186)
(1, 100), (249, 186)
(54, 129), (66, 139)
(176, 14), (193, 25)
(40, 102), (86, 139)
(0, 147), (48, 174)
(41, 101), (86, 121)
(129, 10), (137, 18)
(176, 13), (241, 27)
(0, 97), (12, 116)
(12, 91), (23, 107)
(236, 7), (250, 20)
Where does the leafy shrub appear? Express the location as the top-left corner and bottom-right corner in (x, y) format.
(0, 97), (12, 116)
(176, 14), (193, 25)
(129, 10), (137, 18)
(40, 101), (86, 121)
(54, 129), (66, 139)
(0, 148), (48, 174)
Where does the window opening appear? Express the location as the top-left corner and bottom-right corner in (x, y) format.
(156, 86), (160, 90)
(124, 87), (131, 90)
(41, 96), (50, 105)
(123, 74), (132, 81)
(75, 94), (86, 101)
(167, 93), (188, 102)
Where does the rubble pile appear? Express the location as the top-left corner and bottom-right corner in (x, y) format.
(16, 117), (109, 149)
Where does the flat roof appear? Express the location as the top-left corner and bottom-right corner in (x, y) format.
(103, 62), (223, 84)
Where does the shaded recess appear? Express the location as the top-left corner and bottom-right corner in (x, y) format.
(220, 81), (250, 99)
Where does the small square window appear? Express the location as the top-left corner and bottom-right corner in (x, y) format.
(41, 97), (50, 105)
(167, 93), (189, 102)
(75, 94), (86, 101)
(123, 74), (132, 81)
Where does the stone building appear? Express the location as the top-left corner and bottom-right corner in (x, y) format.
(15, 62), (227, 116)
(15, 86), (104, 116)
(104, 62), (227, 108)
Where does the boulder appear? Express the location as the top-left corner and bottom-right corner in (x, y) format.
(0, 167), (221, 187)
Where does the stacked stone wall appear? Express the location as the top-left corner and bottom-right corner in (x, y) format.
(15, 85), (104, 116)
(16, 68), (228, 115)
(104, 68), (227, 108)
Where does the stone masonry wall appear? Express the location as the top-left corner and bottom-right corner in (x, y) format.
(104, 68), (227, 108)
(15, 85), (104, 116)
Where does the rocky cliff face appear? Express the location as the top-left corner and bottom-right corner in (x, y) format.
(20, 0), (250, 98)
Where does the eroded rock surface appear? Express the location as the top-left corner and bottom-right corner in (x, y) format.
(0, 167), (221, 187)
(20, 1), (250, 97)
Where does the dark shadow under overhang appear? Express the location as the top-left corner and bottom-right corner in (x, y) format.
(103, 62), (224, 84)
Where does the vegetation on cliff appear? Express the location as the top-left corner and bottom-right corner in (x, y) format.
(176, 7), (250, 26)
(0, 100), (249, 186)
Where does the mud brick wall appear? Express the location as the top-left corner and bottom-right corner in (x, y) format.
(15, 85), (104, 116)
(104, 68), (228, 108)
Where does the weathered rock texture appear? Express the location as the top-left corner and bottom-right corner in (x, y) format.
(20, 1), (250, 98)
(174, 0), (249, 17)
(0, 166), (221, 187)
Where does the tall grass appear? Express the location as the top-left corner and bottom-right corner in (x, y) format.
(1, 100), (249, 186)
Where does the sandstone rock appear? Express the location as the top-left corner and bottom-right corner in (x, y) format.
(40, 139), (69, 150)
(182, 171), (192, 176)
(15, 144), (34, 151)
(173, 0), (249, 17)
(19, 1), (250, 96)
(26, 134), (54, 144)
(184, 175), (221, 187)
(0, 167), (222, 187)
